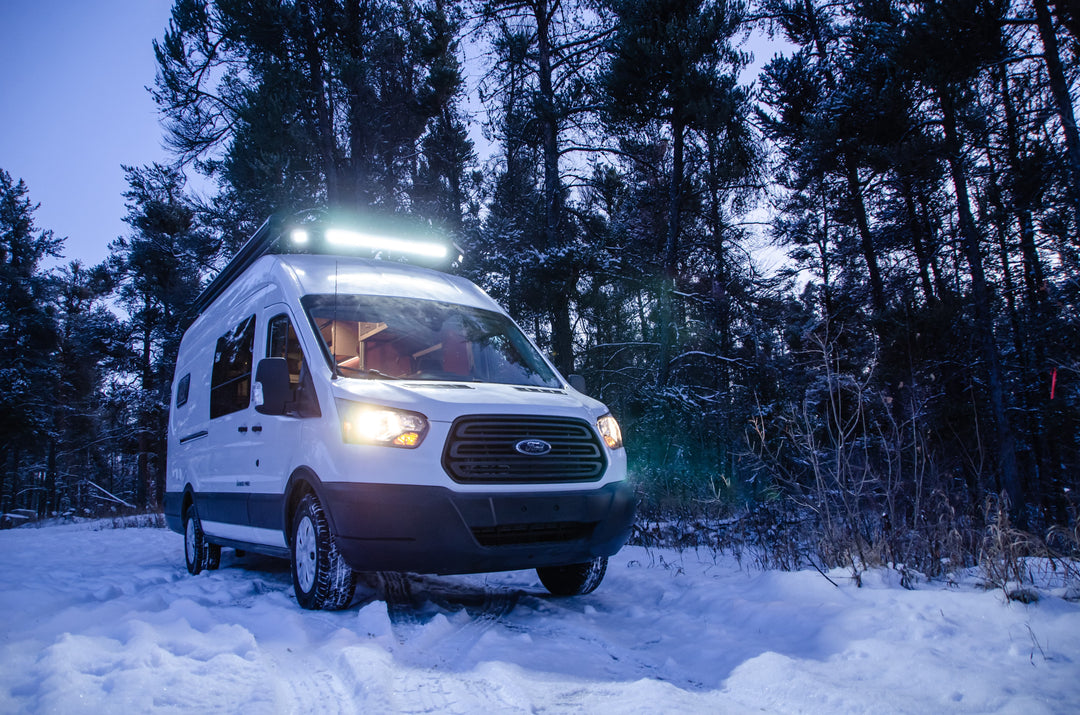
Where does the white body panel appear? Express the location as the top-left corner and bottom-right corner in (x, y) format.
(165, 253), (632, 572)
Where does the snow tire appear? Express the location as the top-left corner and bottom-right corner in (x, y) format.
(537, 556), (607, 596)
(291, 493), (357, 610)
(184, 502), (221, 575)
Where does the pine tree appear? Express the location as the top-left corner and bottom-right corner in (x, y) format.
(414, 0), (476, 230)
(0, 170), (62, 516)
(473, 0), (614, 374)
(108, 164), (212, 509)
(50, 261), (124, 516)
(602, 0), (750, 387)
(902, 0), (1023, 512)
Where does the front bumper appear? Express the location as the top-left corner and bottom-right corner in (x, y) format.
(319, 480), (635, 575)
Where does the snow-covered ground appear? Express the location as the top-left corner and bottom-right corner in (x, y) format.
(1, 522), (1079, 714)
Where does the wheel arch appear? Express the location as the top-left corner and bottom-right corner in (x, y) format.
(282, 467), (328, 546)
(181, 485), (197, 523)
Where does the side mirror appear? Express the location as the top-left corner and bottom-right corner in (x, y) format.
(568, 374), (587, 394)
(254, 358), (291, 415)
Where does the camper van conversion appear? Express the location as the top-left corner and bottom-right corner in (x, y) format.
(164, 216), (634, 610)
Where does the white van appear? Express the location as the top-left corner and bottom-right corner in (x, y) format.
(164, 217), (634, 609)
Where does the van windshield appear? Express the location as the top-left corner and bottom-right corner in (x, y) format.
(301, 295), (561, 388)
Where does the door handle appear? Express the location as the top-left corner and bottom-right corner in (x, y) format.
(238, 425), (248, 433)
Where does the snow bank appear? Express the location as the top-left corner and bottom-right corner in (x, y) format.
(1, 523), (1078, 713)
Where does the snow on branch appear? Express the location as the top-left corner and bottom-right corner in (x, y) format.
(82, 481), (136, 509)
(669, 350), (744, 366)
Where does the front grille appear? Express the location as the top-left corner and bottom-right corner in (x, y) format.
(472, 521), (597, 547)
(442, 415), (607, 484)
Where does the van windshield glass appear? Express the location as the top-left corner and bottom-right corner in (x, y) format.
(301, 295), (561, 388)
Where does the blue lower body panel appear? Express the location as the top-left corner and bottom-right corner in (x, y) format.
(320, 481), (636, 574)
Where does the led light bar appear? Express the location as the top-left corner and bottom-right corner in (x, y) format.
(325, 228), (448, 258)
(190, 213), (458, 321)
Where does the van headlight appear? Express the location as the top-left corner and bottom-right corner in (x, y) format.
(597, 414), (623, 449)
(337, 400), (428, 448)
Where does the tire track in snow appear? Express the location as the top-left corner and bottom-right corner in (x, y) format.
(499, 595), (709, 691)
(374, 572), (525, 656)
(274, 660), (354, 715)
(375, 572), (523, 628)
(351, 573), (531, 713)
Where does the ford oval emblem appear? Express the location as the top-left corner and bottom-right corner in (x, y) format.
(515, 439), (552, 456)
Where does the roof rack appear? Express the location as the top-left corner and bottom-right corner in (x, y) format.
(188, 211), (460, 320)
(188, 214), (286, 319)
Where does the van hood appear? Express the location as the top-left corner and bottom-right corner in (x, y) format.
(330, 379), (611, 422)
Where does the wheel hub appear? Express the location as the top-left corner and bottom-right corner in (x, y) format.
(295, 515), (317, 592)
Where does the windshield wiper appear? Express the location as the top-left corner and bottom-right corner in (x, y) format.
(337, 365), (400, 380)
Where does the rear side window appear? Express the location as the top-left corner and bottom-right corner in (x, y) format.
(176, 373), (191, 408)
(210, 315), (256, 419)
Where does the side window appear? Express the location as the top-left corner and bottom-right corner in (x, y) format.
(267, 313), (320, 417)
(210, 315), (256, 419)
(267, 313), (304, 392)
(176, 373), (191, 408)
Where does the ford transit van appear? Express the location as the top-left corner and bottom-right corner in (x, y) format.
(164, 216), (635, 609)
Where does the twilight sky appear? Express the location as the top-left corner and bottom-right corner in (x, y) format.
(0, 2), (785, 271)
(0, 0), (176, 267)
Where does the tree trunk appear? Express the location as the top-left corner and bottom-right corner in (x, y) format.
(534, 0), (574, 375)
(938, 86), (1023, 514)
(989, 189), (1025, 359)
(0, 446), (6, 513)
(10, 446), (20, 512)
(298, 0), (339, 204)
(996, 63), (1059, 517)
(845, 156), (887, 317)
(899, 175), (937, 305)
(138, 305), (153, 509)
(997, 65), (1047, 312)
(535, 0), (559, 253)
(658, 120), (685, 388)
(707, 137), (734, 486)
(1035, 0), (1080, 228)
(44, 440), (57, 519)
(345, 1), (372, 209)
(550, 293), (575, 376)
(818, 180), (833, 320)
(916, 190), (950, 299)
(443, 106), (465, 230)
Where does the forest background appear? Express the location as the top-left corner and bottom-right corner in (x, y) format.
(2, 0), (1079, 578)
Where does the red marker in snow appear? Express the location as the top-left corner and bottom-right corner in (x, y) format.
(1051, 368), (1057, 400)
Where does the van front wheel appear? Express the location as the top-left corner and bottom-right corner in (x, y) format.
(291, 493), (356, 610)
(537, 556), (607, 596)
(184, 503), (220, 575)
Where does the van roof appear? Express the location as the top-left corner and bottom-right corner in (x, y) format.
(274, 254), (497, 311)
(189, 214), (464, 319)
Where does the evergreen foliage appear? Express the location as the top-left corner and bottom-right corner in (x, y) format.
(4, 0), (1080, 572)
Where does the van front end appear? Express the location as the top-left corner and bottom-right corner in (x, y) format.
(310, 394), (635, 576)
